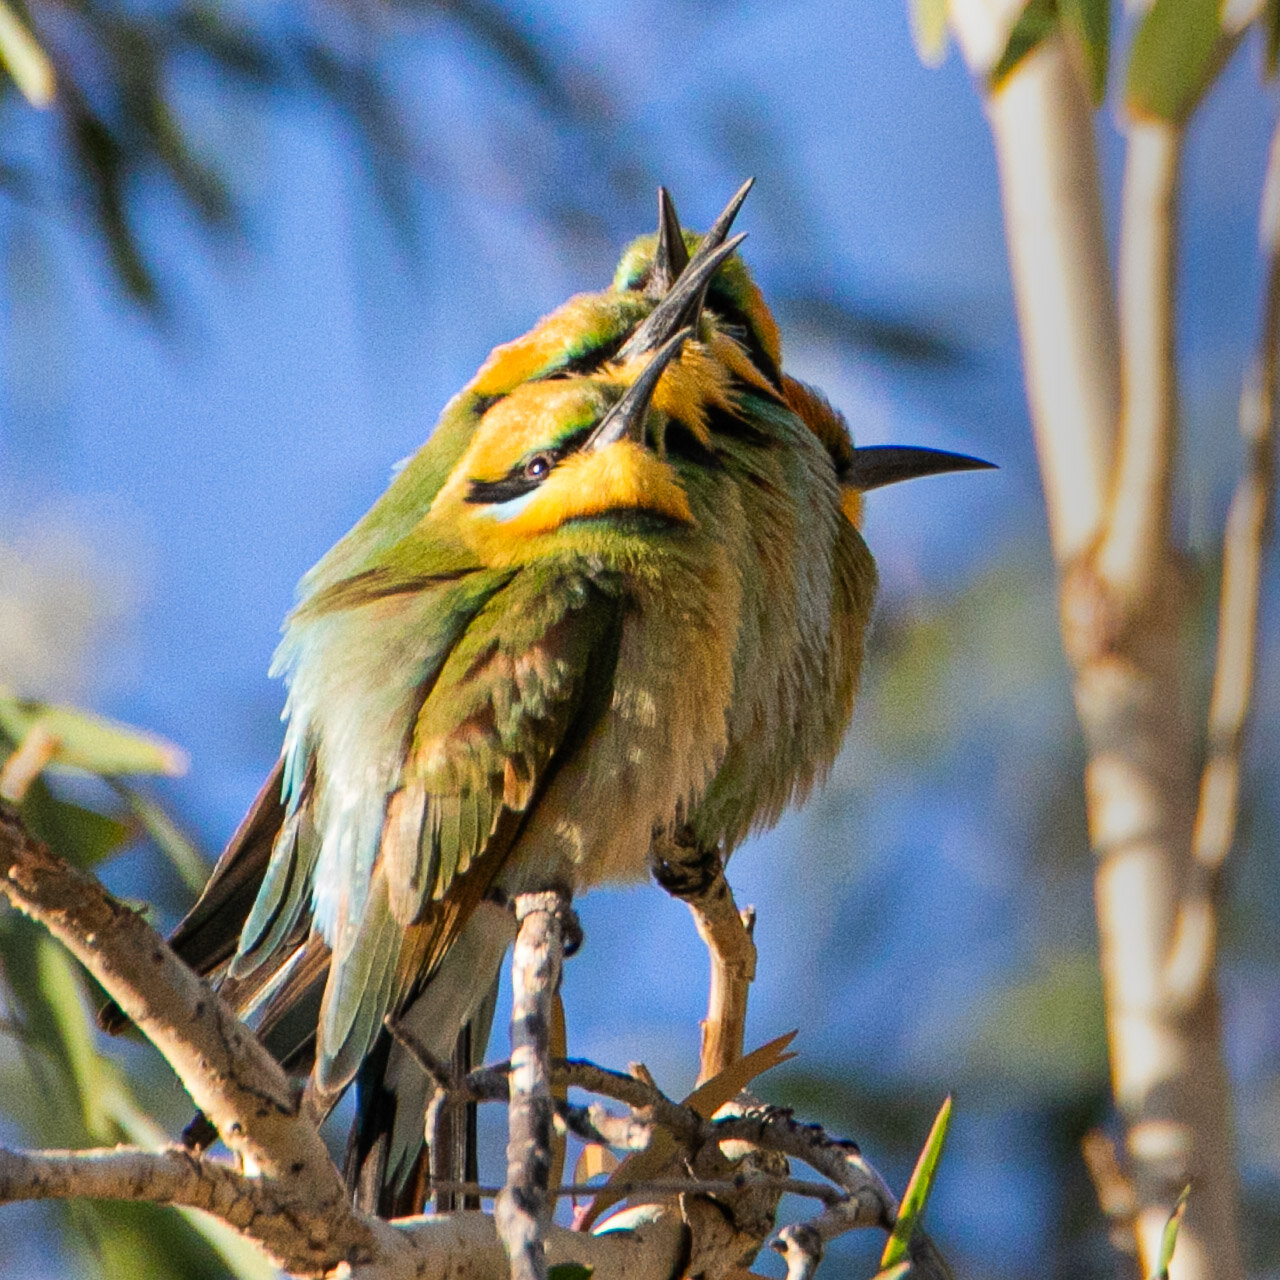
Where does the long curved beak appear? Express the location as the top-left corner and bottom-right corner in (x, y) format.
(846, 445), (995, 492)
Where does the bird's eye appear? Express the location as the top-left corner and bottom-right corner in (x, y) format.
(524, 453), (553, 482)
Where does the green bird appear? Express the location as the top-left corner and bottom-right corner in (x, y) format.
(103, 183), (990, 1216)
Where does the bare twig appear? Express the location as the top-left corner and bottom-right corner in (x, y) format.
(650, 832), (757, 1084)
(434, 1175), (843, 1204)
(711, 1109), (893, 1233)
(473, 1057), (706, 1141)
(1165, 121), (1280, 1009)
(1081, 1129), (1138, 1256)
(771, 1223), (824, 1280)
(0, 724), (60, 802)
(496, 891), (570, 1280)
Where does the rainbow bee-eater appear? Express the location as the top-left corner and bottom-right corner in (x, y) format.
(102, 182), (990, 1216)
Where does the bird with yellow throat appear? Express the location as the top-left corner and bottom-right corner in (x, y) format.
(105, 181), (991, 1215)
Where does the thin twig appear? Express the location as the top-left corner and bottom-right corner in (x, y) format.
(771, 1223), (824, 1280)
(496, 891), (570, 1280)
(434, 1175), (844, 1204)
(650, 831), (757, 1084)
(471, 1058), (705, 1141)
(1165, 119), (1280, 1008)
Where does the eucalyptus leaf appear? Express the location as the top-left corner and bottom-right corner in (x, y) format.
(113, 782), (209, 893)
(547, 1265), (594, 1280)
(19, 776), (132, 868)
(990, 0), (1058, 90)
(73, 1199), (249, 1280)
(907, 0), (949, 68)
(880, 1096), (952, 1268)
(0, 690), (187, 777)
(1125, 0), (1222, 123)
(1151, 1186), (1191, 1279)
(0, 0), (54, 107)
(1060, 0), (1109, 105)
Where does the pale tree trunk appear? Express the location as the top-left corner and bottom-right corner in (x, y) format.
(945, 21), (1249, 1277)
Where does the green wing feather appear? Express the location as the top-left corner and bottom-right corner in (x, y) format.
(315, 562), (625, 1095)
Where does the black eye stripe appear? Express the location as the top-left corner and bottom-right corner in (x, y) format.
(466, 473), (542, 505)
(464, 427), (596, 505)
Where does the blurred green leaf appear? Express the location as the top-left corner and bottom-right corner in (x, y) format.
(0, 690), (187, 777)
(871, 1265), (911, 1280)
(35, 933), (120, 1139)
(1266, 0), (1280, 78)
(990, 0), (1058, 89)
(880, 1096), (951, 1268)
(172, 5), (276, 83)
(112, 782), (209, 893)
(907, 0), (949, 68)
(104, 16), (232, 226)
(1061, 0), (1109, 105)
(774, 288), (967, 368)
(18, 776), (131, 868)
(63, 88), (159, 306)
(1125, 0), (1222, 123)
(0, 913), (271, 1278)
(73, 1199), (249, 1280)
(0, 0), (54, 107)
(1151, 1185), (1191, 1279)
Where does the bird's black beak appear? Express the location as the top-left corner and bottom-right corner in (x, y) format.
(846, 445), (996, 492)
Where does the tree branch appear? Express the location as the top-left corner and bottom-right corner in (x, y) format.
(0, 804), (360, 1231)
(0, 1144), (353, 1274)
(981, 34), (1119, 559)
(0, 809), (957, 1280)
(1096, 118), (1182, 599)
(947, 17), (1248, 1277)
(0, 1142), (689, 1280)
(496, 891), (570, 1280)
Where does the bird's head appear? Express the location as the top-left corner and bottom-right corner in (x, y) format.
(428, 330), (706, 568)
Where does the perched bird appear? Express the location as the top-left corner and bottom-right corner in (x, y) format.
(103, 182), (990, 1217)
